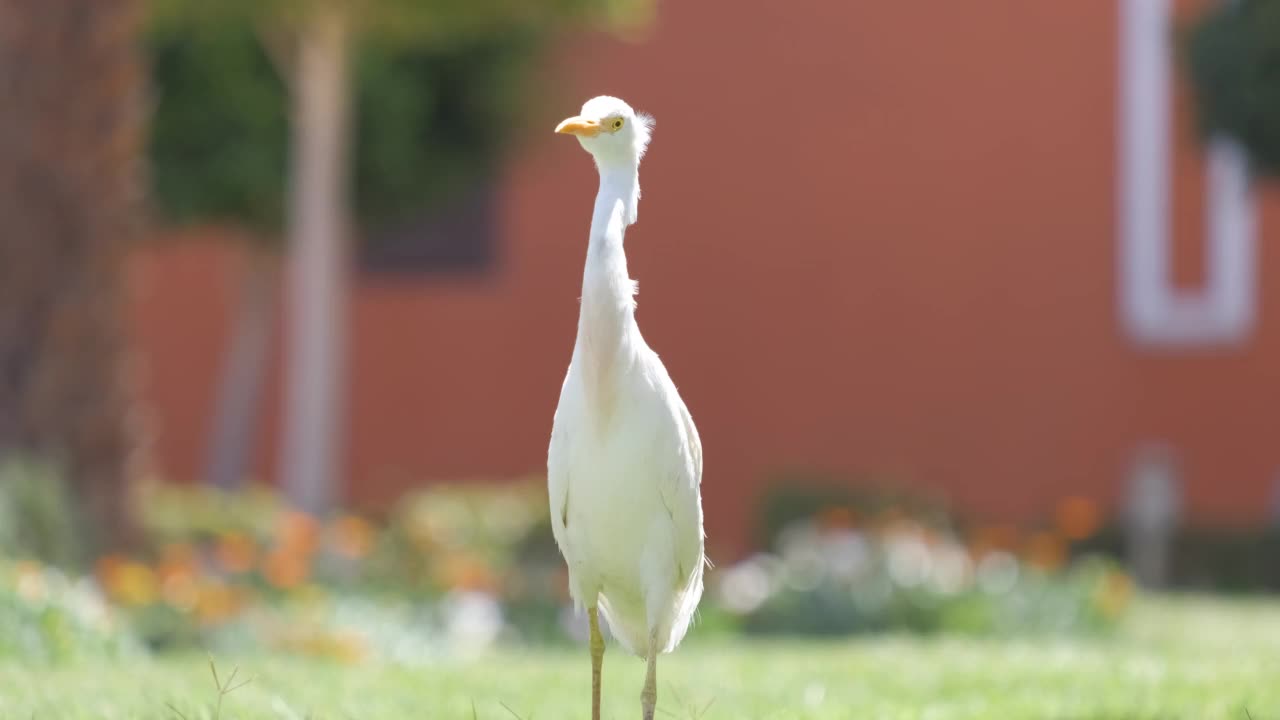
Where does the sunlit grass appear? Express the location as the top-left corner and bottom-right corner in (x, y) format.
(3, 595), (1278, 719)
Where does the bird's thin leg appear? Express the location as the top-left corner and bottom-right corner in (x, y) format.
(589, 607), (605, 720)
(641, 629), (658, 720)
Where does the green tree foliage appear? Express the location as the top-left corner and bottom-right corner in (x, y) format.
(147, 20), (540, 240)
(146, 0), (651, 44)
(148, 25), (288, 235)
(1184, 0), (1280, 179)
(352, 30), (538, 229)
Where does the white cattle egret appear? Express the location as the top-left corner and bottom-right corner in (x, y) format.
(547, 96), (705, 720)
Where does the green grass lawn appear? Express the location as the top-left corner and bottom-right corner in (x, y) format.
(3, 596), (1278, 719)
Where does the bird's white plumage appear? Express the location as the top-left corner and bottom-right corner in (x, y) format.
(547, 96), (705, 658)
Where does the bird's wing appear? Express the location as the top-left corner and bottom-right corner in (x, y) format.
(547, 380), (573, 556)
(658, 385), (705, 581)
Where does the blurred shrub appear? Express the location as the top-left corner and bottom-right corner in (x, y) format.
(718, 519), (1130, 637)
(754, 476), (956, 550)
(1074, 525), (1280, 592)
(137, 480), (280, 543)
(8, 472), (1146, 661)
(1184, 0), (1280, 178)
(386, 482), (566, 642)
(0, 459), (85, 568)
(1174, 528), (1280, 591)
(0, 559), (141, 663)
(104, 478), (565, 657)
(379, 481), (551, 593)
(731, 484), (1131, 637)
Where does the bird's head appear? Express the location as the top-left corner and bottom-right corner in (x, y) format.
(555, 96), (653, 168)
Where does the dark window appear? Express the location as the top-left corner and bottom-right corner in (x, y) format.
(358, 176), (498, 276)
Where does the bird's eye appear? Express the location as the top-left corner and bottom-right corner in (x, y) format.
(611, 118), (625, 131)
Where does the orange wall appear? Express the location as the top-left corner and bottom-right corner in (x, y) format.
(130, 0), (1280, 556)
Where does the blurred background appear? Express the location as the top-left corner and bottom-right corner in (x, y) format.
(2, 0), (1279, 664)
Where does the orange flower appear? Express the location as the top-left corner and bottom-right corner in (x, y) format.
(161, 542), (197, 566)
(216, 532), (258, 573)
(330, 515), (375, 559)
(968, 524), (1020, 558)
(1023, 531), (1067, 571)
(162, 572), (199, 611)
(816, 506), (856, 532)
(107, 561), (159, 606)
(158, 542), (199, 582)
(1055, 496), (1101, 541)
(918, 526), (944, 547)
(1093, 569), (1133, 618)
(873, 508), (908, 533)
(263, 549), (310, 589)
(194, 581), (238, 623)
(14, 561), (45, 603)
(300, 631), (368, 664)
(436, 553), (497, 592)
(95, 554), (126, 585)
(277, 510), (320, 555)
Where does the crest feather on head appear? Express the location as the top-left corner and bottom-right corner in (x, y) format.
(633, 112), (654, 159)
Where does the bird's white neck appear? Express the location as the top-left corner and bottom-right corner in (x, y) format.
(575, 162), (642, 409)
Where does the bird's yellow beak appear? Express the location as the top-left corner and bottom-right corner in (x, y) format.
(555, 116), (603, 138)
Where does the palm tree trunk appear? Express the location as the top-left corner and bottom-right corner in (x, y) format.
(0, 0), (146, 549)
(279, 3), (351, 516)
(204, 247), (277, 491)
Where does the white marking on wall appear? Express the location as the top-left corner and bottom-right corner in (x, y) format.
(1118, 0), (1257, 347)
